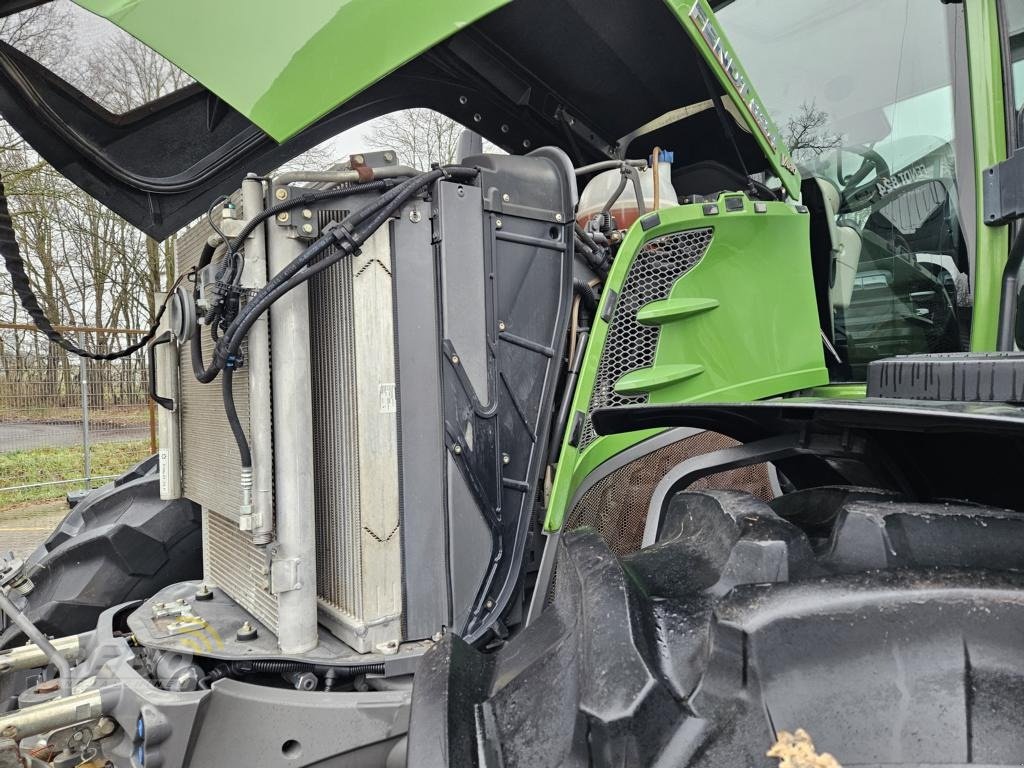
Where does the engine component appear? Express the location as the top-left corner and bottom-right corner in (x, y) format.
(0, 556), (31, 597)
(171, 150), (576, 655)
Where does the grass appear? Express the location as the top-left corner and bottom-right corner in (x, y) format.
(0, 404), (151, 428)
(0, 440), (149, 508)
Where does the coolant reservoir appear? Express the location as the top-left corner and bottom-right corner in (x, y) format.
(576, 152), (677, 229)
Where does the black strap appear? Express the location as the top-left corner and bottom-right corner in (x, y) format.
(0, 172), (168, 360)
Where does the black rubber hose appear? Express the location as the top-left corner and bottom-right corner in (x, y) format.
(219, 167), (477, 361)
(191, 325), (219, 383)
(573, 278), (598, 315)
(197, 242), (216, 272)
(224, 178), (399, 259)
(222, 363), (251, 469)
(0, 172), (172, 360)
(601, 171), (628, 222)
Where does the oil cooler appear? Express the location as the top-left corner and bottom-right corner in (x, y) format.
(167, 150), (576, 654)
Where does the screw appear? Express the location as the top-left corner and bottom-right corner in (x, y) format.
(502, 193), (510, 202)
(484, 599), (494, 609)
(555, 213), (563, 222)
(302, 208), (312, 219)
(409, 209), (422, 223)
(502, 453), (510, 465)
(451, 354), (459, 364)
(495, 219), (502, 229)
(498, 321), (506, 331)
(301, 223), (314, 234)
(452, 444), (462, 455)
(353, 154), (365, 165)
(384, 152), (395, 162)
(277, 212), (290, 223)
(275, 188), (288, 200)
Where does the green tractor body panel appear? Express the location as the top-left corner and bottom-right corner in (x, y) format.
(671, 0), (801, 198)
(965, 0), (1011, 352)
(544, 195), (828, 531)
(71, 0), (510, 142)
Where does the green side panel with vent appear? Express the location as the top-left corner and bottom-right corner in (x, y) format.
(544, 194), (828, 532)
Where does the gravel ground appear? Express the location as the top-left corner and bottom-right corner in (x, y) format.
(0, 500), (67, 558)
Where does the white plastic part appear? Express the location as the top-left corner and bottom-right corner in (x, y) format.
(576, 162), (678, 229)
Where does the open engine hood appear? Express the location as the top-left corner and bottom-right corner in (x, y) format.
(0, 0), (797, 239)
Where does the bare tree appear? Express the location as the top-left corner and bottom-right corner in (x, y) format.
(784, 101), (843, 162)
(364, 109), (465, 169)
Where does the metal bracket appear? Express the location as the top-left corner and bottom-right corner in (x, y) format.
(270, 557), (302, 594)
(983, 152), (1024, 226)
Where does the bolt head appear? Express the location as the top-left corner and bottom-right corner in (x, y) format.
(502, 453), (510, 465)
(502, 193), (510, 202)
(555, 213), (563, 222)
(484, 599), (495, 609)
(459, 95), (468, 105)
(302, 208), (313, 219)
(498, 321), (506, 331)
(353, 154), (365, 165)
(302, 223), (314, 234)
(451, 354), (460, 364)
(495, 219), (502, 229)
(452, 444), (462, 455)
(275, 188), (288, 200)
(409, 209), (422, 223)
(384, 152), (395, 162)
(276, 212), (290, 223)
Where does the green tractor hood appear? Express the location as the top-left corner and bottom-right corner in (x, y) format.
(0, 0), (797, 238)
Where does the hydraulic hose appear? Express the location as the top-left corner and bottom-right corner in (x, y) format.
(218, 167), (477, 362)
(572, 278), (599, 316)
(208, 165), (477, 477)
(0, 171), (179, 360)
(222, 363), (251, 469)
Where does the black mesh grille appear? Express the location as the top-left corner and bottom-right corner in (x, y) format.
(579, 228), (713, 448)
(565, 432), (773, 557)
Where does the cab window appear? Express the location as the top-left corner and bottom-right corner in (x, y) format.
(718, 0), (972, 379)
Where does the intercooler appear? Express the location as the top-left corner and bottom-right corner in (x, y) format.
(168, 151), (575, 654)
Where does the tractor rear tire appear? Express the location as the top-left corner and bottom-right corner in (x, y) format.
(0, 456), (202, 648)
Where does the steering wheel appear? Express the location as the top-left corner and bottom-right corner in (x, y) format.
(836, 144), (892, 209)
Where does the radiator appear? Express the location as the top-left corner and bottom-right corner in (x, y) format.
(170, 151), (575, 654)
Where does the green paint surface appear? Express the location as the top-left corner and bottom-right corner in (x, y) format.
(72, 0), (509, 142)
(545, 195), (828, 531)
(965, 0), (1011, 351)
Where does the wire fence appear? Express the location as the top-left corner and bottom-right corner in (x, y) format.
(0, 322), (155, 515)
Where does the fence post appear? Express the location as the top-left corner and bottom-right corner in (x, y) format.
(78, 331), (91, 489)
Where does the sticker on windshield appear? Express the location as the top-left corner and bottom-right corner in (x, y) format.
(876, 163), (928, 197)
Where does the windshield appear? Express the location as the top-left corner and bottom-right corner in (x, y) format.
(718, 0), (971, 379)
